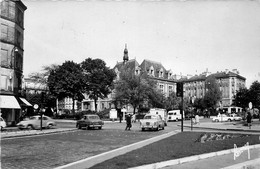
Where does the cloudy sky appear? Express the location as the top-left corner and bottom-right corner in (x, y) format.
(22, 0), (260, 87)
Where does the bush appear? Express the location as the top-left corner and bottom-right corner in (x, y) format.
(97, 109), (110, 119)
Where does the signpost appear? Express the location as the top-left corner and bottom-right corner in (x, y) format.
(177, 82), (184, 132)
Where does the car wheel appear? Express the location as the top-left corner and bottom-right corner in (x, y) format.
(228, 119), (231, 122)
(215, 119), (219, 122)
(27, 125), (34, 130)
(98, 126), (102, 130)
(76, 124), (81, 129)
(47, 124), (53, 129)
(162, 126), (165, 130)
(141, 128), (145, 131)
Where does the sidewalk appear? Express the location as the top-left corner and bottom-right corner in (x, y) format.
(181, 120), (260, 133)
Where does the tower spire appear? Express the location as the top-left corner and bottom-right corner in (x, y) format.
(123, 43), (129, 63)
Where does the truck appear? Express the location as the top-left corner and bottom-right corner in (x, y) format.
(167, 110), (184, 122)
(148, 108), (168, 126)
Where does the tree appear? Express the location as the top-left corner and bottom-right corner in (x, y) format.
(164, 92), (180, 111)
(81, 58), (116, 111)
(28, 64), (59, 109)
(233, 88), (250, 109)
(203, 76), (222, 113)
(47, 61), (85, 113)
(248, 81), (260, 110)
(113, 69), (159, 114)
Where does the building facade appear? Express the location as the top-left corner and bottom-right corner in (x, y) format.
(183, 69), (246, 107)
(0, 0), (27, 125)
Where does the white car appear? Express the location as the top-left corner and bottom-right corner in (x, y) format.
(230, 114), (242, 121)
(17, 115), (56, 130)
(140, 114), (165, 131)
(0, 117), (7, 130)
(212, 114), (232, 122)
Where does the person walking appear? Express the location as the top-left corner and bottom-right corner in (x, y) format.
(125, 113), (132, 130)
(247, 112), (252, 129)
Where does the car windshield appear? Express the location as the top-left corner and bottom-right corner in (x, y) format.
(29, 117), (38, 120)
(144, 115), (157, 119)
(88, 116), (100, 120)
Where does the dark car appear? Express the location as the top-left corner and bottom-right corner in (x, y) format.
(76, 114), (104, 130)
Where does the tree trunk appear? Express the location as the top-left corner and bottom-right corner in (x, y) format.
(94, 99), (97, 112)
(72, 97), (75, 114)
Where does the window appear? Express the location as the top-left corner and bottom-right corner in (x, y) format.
(159, 84), (164, 93)
(169, 85), (173, 93)
(0, 75), (8, 90)
(1, 24), (8, 40)
(1, 49), (10, 67)
(160, 71), (163, 77)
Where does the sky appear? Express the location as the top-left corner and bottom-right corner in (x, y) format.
(22, 0), (260, 88)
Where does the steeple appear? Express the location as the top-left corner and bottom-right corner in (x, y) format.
(123, 43), (129, 63)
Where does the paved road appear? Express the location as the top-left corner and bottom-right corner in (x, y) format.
(1, 121), (180, 169)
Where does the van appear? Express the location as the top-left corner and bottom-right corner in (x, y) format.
(149, 108), (167, 126)
(167, 110), (184, 122)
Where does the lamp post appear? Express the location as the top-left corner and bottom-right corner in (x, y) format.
(10, 46), (18, 68)
(191, 96), (195, 131)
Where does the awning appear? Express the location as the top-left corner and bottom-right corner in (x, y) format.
(19, 97), (33, 107)
(0, 95), (21, 109)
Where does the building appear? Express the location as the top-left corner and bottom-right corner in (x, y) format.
(183, 69), (246, 108)
(111, 45), (178, 114)
(0, 0), (28, 125)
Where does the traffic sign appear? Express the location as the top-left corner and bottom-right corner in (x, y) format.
(249, 102), (252, 109)
(33, 104), (39, 110)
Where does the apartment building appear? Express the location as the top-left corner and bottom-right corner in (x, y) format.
(0, 0), (28, 125)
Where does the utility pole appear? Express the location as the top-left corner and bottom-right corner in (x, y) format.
(177, 82), (184, 132)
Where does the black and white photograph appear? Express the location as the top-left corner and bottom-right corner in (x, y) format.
(1, 0), (260, 168)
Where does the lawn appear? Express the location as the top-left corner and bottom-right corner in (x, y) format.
(90, 131), (260, 169)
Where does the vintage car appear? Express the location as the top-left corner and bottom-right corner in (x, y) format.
(16, 115), (56, 130)
(76, 114), (104, 130)
(140, 114), (165, 131)
(230, 114), (242, 121)
(212, 114), (232, 122)
(212, 113), (242, 122)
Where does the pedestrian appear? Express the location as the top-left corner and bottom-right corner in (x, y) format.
(125, 113), (132, 130)
(247, 112), (252, 129)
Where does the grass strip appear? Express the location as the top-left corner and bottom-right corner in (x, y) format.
(90, 131), (260, 169)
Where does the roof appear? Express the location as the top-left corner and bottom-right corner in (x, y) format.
(140, 59), (167, 78)
(182, 74), (207, 82)
(209, 71), (246, 80)
(114, 59), (139, 74)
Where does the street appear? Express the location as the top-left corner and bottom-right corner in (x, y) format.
(1, 120), (180, 169)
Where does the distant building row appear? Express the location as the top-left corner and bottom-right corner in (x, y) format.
(23, 45), (246, 113)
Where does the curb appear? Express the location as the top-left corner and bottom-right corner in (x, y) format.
(1, 128), (77, 139)
(221, 158), (260, 169)
(54, 130), (180, 169)
(179, 124), (260, 133)
(129, 144), (260, 169)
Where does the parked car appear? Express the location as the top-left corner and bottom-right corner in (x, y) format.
(76, 114), (104, 130)
(230, 114), (242, 121)
(212, 114), (232, 122)
(140, 114), (165, 131)
(16, 115), (56, 130)
(0, 117), (7, 130)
